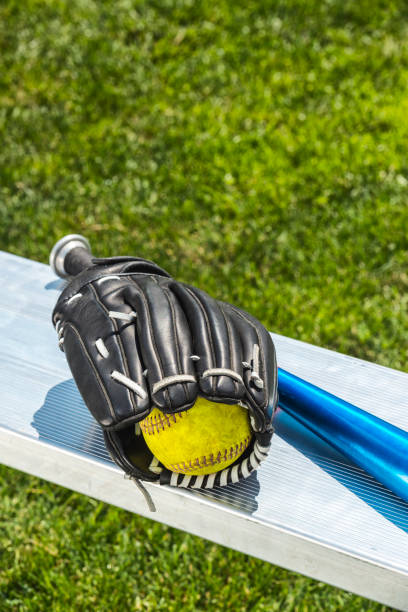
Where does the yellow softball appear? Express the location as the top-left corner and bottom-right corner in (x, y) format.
(139, 397), (252, 476)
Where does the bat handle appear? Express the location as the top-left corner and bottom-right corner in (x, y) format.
(49, 234), (93, 279)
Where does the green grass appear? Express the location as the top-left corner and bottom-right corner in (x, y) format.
(1, 0), (407, 609)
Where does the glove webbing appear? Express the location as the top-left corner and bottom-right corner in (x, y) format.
(157, 437), (271, 489)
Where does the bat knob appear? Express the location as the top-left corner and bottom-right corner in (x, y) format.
(50, 234), (92, 278)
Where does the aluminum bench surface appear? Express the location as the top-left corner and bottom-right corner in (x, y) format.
(1, 250), (407, 610)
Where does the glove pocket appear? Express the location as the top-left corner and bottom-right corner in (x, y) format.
(104, 428), (160, 482)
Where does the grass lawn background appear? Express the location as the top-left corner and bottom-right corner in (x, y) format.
(0, 0), (407, 609)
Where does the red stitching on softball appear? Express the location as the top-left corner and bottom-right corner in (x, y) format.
(168, 435), (252, 473)
(140, 411), (183, 436)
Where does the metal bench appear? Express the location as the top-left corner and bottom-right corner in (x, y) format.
(1, 249), (407, 610)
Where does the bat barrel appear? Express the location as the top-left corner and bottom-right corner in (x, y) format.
(277, 368), (408, 503)
(50, 234), (93, 278)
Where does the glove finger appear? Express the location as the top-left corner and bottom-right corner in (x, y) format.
(169, 282), (246, 402)
(221, 302), (278, 430)
(91, 277), (151, 419)
(124, 277), (198, 412)
(56, 280), (150, 428)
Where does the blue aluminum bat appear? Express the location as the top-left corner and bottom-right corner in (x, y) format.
(277, 368), (408, 504)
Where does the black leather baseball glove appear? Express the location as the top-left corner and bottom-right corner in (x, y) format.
(51, 242), (278, 502)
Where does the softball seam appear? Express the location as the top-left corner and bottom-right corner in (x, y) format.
(167, 435), (251, 474)
(140, 411), (182, 435)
